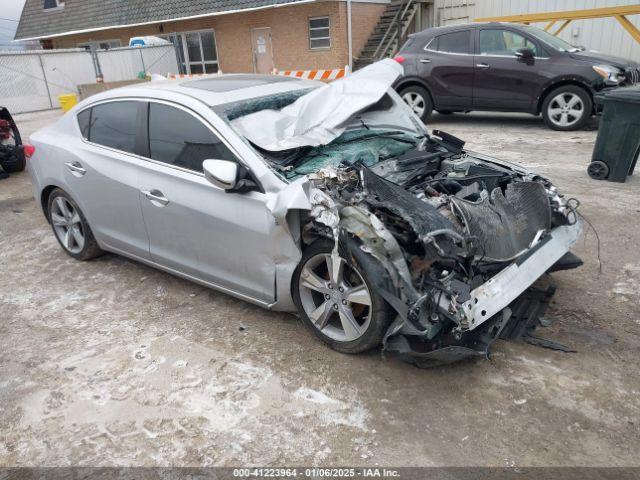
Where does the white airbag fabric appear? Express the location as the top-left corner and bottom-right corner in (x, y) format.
(231, 59), (404, 151)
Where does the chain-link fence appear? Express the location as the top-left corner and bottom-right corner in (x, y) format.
(0, 45), (179, 114)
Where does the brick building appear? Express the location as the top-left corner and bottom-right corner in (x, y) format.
(14, 0), (402, 74)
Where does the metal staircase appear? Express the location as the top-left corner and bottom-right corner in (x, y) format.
(354, 0), (420, 70)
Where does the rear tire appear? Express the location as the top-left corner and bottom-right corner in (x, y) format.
(47, 188), (102, 261)
(542, 85), (592, 131)
(292, 239), (391, 354)
(399, 85), (433, 122)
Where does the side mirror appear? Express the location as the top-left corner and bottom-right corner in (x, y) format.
(515, 48), (535, 62)
(203, 159), (238, 190)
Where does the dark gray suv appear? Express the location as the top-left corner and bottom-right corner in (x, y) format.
(394, 22), (640, 130)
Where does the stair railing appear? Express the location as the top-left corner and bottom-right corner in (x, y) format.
(372, 0), (416, 61)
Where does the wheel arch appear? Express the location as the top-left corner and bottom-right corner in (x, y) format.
(394, 77), (435, 105)
(40, 185), (60, 223)
(536, 78), (594, 115)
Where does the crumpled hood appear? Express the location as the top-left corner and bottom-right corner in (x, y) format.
(231, 59), (404, 151)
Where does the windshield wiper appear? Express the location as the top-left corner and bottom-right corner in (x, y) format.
(335, 130), (419, 146)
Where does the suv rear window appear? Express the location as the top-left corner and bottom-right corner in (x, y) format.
(430, 30), (471, 54)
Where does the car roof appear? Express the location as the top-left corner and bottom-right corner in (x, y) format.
(411, 22), (527, 37)
(83, 74), (321, 107)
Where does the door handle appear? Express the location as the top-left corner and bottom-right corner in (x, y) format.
(419, 58), (431, 63)
(142, 189), (170, 207)
(65, 162), (86, 176)
(476, 63), (490, 69)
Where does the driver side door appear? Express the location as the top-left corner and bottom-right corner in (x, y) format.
(137, 101), (278, 304)
(473, 28), (547, 111)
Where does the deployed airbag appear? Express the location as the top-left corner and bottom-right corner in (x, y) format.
(231, 59), (404, 151)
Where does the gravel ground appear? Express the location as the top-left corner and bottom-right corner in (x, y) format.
(1, 109), (639, 467)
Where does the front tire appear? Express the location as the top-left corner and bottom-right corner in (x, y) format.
(292, 240), (391, 354)
(399, 85), (433, 122)
(542, 85), (592, 131)
(47, 188), (102, 261)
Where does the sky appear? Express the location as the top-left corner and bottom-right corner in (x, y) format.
(0, 0), (27, 48)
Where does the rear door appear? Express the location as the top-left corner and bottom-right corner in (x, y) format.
(418, 29), (474, 109)
(71, 101), (150, 259)
(473, 27), (547, 110)
(137, 101), (278, 304)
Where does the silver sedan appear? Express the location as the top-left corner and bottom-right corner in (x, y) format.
(27, 68), (582, 367)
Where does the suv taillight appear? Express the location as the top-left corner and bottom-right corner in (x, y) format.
(393, 56), (406, 64)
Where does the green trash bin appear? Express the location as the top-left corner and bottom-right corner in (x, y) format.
(588, 86), (640, 182)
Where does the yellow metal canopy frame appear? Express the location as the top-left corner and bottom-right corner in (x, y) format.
(475, 5), (640, 44)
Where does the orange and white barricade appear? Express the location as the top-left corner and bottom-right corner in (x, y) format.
(272, 66), (350, 82)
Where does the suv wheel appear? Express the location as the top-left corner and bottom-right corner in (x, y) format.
(47, 188), (102, 260)
(542, 85), (592, 131)
(399, 85), (433, 121)
(292, 240), (391, 354)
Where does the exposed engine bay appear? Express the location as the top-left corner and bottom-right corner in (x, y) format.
(297, 132), (582, 366)
(222, 60), (584, 367)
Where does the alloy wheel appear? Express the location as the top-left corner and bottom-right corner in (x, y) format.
(547, 92), (584, 128)
(298, 252), (372, 342)
(50, 196), (85, 254)
(402, 92), (426, 118)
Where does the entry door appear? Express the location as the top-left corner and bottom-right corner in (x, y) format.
(70, 101), (150, 259)
(251, 28), (274, 74)
(138, 102), (277, 303)
(419, 29), (474, 109)
(473, 28), (545, 111)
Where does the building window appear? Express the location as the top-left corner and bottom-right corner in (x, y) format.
(77, 40), (122, 51)
(309, 17), (330, 50)
(160, 30), (219, 74)
(44, 0), (64, 10)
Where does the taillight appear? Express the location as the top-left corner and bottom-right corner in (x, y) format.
(23, 144), (36, 158)
(394, 55), (405, 64)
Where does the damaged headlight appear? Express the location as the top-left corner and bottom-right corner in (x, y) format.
(592, 64), (625, 85)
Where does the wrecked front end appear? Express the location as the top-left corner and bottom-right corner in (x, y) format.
(226, 60), (583, 367)
(294, 129), (582, 367)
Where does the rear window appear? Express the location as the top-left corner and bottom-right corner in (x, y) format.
(77, 109), (91, 139)
(399, 37), (416, 52)
(88, 101), (139, 154)
(430, 30), (471, 54)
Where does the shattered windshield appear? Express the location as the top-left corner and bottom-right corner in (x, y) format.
(216, 60), (425, 181)
(263, 128), (421, 180)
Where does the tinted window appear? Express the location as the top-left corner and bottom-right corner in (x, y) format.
(433, 31), (471, 54)
(399, 37), (415, 52)
(77, 109), (91, 139)
(479, 29), (538, 56)
(148, 103), (237, 172)
(89, 101), (139, 154)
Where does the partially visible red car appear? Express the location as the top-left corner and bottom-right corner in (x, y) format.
(0, 107), (26, 174)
